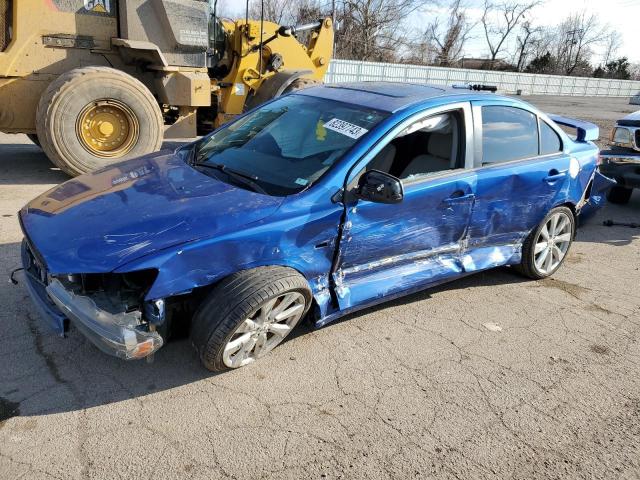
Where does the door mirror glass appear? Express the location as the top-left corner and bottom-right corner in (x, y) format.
(357, 170), (404, 204)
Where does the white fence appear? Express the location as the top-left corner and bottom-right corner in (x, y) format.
(324, 59), (640, 98)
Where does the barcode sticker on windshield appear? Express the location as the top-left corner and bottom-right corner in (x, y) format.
(323, 118), (368, 139)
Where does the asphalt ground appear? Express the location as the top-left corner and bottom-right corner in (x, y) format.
(0, 95), (639, 479)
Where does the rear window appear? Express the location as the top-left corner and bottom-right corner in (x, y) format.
(481, 106), (538, 165)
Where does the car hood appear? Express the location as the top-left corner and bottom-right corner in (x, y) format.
(20, 150), (284, 273)
(618, 110), (640, 127)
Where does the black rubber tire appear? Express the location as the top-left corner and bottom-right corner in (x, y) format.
(515, 206), (576, 280)
(36, 66), (163, 176)
(26, 133), (40, 148)
(282, 77), (321, 94)
(190, 266), (312, 372)
(607, 185), (633, 204)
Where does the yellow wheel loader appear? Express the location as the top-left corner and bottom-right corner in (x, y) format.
(0, 0), (333, 176)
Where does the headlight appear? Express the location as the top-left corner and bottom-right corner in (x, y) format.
(612, 127), (633, 147)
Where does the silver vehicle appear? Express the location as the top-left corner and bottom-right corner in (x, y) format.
(600, 111), (640, 204)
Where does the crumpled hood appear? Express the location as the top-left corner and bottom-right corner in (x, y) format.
(20, 150), (284, 273)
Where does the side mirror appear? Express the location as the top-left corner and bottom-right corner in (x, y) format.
(357, 170), (404, 204)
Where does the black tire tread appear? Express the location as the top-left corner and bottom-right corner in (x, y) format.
(36, 66), (163, 176)
(190, 266), (312, 372)
(515, 206), (575, 280)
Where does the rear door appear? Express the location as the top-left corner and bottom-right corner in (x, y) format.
(465, 101), (572, 270)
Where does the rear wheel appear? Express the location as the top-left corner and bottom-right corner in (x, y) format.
(36, 66), (163, 176)
(607, 185), (633, 204)
(190, 266), (312, 372)
(516, 206), (575, 279)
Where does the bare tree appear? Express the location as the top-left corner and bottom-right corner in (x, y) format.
(513, 21), (540, 71)
(333, 0), (422, 62)
(554, 12), (608, 75)
(248, 0), (298, 25)
(601, 31), (622, 66)
(425, 0), (474, 66)
(481, 0), (540, 68)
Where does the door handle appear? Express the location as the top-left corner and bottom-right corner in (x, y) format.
(443, 191), (475, 205)
(543, 169), (568, 183)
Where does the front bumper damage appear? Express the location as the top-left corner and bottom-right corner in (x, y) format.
(20, 240), (163, 360)
(599, 152), (640, 189)
(45, 279), (163, 360)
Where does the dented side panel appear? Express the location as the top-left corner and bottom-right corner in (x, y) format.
(333, 172), (476, 310)
(115, 186), (344, 315)
(467, 155), (572, 253)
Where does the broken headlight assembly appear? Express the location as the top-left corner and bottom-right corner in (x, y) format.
(45, 270), (164, 360)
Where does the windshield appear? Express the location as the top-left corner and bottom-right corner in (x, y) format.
(193, 94), (388, 196)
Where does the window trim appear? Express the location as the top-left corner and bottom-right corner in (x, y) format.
(538, 117), (564, 155)
(345, 101), (475, 190)
(472, 102), (569, 170)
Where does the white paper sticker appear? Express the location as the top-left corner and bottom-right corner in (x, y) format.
(294, 178), (309, 186)
(323, 118), (368, 139)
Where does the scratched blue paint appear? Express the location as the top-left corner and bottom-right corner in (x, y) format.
(19, 82), (608, 341)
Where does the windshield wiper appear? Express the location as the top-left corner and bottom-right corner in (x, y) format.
(192, 162), (267, 195)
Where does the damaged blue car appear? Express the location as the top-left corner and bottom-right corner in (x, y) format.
(19, 82), (613, 371)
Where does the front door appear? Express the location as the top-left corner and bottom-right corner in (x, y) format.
(333, 105), (476, 311)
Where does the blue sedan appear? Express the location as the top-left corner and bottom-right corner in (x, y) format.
(18, 82), (613, 371)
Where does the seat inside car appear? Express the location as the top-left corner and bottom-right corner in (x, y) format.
(400, 117), (458, 179)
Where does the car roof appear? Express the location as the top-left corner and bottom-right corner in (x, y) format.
(299, 82), (497, 112)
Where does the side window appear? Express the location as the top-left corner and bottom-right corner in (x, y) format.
(365, 110), (464, 181)
(540, 119), (563, 155)
(481, 106), (538, 165)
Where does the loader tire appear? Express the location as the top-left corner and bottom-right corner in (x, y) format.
(282, 77), (321, 94)
(36, 66), (163, 176)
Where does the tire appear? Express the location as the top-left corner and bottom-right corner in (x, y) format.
(515, 206), (576, 280)
(26, 134), (40, 148)
(282, 77), (321, 94)
(607, 185), (633, 205)
(36, 66), (163, 176)
(190, 266), (312, 372)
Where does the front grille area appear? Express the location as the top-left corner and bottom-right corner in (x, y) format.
(0, 0), (11, 52)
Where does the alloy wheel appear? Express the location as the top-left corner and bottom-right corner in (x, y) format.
(533, 211), (573, 275)
(222, 292), (306, 368)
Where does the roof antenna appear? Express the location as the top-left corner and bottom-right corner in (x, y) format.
(452, 84), (497, 92)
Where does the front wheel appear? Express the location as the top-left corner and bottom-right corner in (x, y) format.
(190, 267), (312, 372)
(516, 206), (575, 279)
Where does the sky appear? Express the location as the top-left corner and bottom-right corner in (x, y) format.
(216, 0), (640, 64)
(416, 0), (640, 65)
